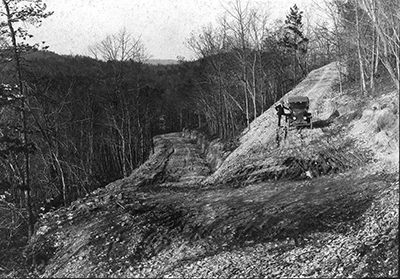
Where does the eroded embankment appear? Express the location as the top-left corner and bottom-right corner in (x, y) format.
(182, 114), (372, 185)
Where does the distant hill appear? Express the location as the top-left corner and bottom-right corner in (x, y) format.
(147, 59), (179, 65)
(23, 51), (180, 66)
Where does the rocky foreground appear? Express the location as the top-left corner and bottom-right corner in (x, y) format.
(20, 62), (398, 278)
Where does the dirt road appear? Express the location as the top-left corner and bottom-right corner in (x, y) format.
(30, 129), (397, 278)
(158, 133), (210, 185)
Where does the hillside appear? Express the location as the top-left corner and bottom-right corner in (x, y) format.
(207, 62), (399, 184)
(15, 62), (398, 278)
(147, 59), (179, 65)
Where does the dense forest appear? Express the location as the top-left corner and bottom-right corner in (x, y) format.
(0, 0), (399, 269)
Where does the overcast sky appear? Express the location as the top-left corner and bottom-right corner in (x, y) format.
(27, 0), (318, 60)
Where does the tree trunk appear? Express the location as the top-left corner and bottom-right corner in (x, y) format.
(370, 27), (376, 94)
(2, 0), (34, 237)
(355, 0), (367, 95)
(252, 54), (257, 119)
(52, 153), (67, 206)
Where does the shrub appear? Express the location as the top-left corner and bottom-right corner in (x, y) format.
(0, 201), (29, 275)
(375, 109), (397, 132)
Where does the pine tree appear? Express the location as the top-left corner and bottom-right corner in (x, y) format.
(279, 4), (309, 81)
(1, 0), (53, 238)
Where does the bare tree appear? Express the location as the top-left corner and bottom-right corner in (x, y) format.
(222, 0), (252, 127)
(89, 28), (150, 177)
(247, 6), (270, 116)
(188, 24), (243, 138)
(314, 0), (345, 93)
(359, 0), (400, 93)
(354, 0), (367, 95)
(89, 27), (148, 62)
(220, 0), (271, 125)
(321, 0), (399, 94)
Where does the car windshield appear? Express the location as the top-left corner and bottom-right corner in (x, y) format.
(290, 102), (308, 110)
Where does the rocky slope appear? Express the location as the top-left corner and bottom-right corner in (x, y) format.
(18, 62), (398, 278)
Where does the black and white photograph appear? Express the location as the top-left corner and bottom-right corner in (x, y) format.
(0, 0), (398, 277)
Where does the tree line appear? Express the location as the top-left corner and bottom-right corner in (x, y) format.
(0, 0), (398, 270)
(315, 0), (399, 95)
(179, 0), (399, 140)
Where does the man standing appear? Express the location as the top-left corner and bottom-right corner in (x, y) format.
(275, 100), (290, 127)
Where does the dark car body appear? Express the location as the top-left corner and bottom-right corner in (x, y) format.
(287, 96), (312, 128)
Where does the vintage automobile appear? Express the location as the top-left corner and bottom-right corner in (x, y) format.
(286, 96), (312, 129)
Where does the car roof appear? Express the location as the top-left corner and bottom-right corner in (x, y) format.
(288, 96), (309, 103)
